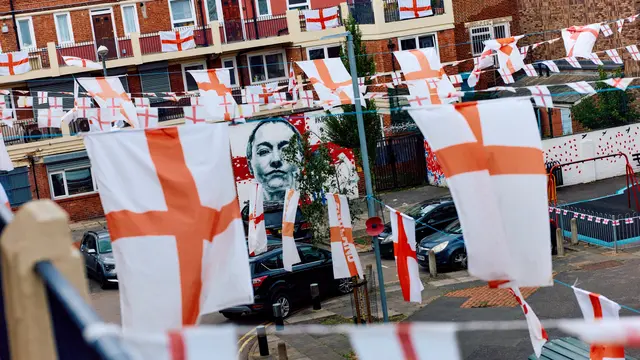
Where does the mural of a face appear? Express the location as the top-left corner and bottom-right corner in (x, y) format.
(247, 120), (301, 202)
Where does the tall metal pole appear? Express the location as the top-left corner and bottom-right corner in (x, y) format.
(101, 55), (107, 77)
(346, 32), (389, 322)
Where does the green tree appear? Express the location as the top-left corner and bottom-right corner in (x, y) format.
(572, 67), (638, 130)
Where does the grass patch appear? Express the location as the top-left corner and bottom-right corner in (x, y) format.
(342, 350), (357, 359)
(319, 315), (353, 325)
(354, 236), (370, 246)
(389, 314), (407, 322)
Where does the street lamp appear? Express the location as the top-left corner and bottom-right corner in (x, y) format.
(97, 45), (109, 77)
(387, 39), (397, 123)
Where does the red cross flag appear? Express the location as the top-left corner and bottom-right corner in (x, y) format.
(48, 97), (64, 110)
(520, 45), (530, 58)
(467, 49), (495, 88)
(600, 23), (613, 37)
(407, 78), (456, 105)
(606, 49), (623, 64)
(160, 28), (196, 52)
(62, 56), (102, 70)
(449, 74), (463, 86)
(297, 58), (360, 107)
(282, 189), (302, 271)
(77, 76), (140, 128)
(509, 287), (548, 357)
(483, 36), (525, 75)
(0, 133), (13, 172)
(37, 108), (64, 128)
(75, 97), (93, 118)
(528, 85), (554, 108)
(616, 19), (625, 33)
(394, 48), (446, 82)
(136, 106), (159, 129)
(349, 323), (460, 360)
(298, 89), (315, 108)
(589, 53), (604, 65)
(498, 68), (514, 84)
(288, 62), (298, 99)
(87, 108), (118, 132)
(628, 14), (639, 23)
(245, 92), (261, 112)
(0, 51), (30, 76)
(523, 64), (538, 77)
(188, 69), (237, 121)
(562, 24), (600, 58)
(542, 60), (560, 73)
(626, 45), (640, 61)
(37, 91), (48, 105)
(327, 193), (363, 280)
(398, 0), (433, 20)
(83, 123), (253, 330)
(303, 6), (340, 31)
(603, 78), (633, 91)
(389, 208), (423, 303)
(568, 81), (596, 94)
(565, 56), (582, 68)
(407, 94), (430, 107)
(407, 98), (551, 287)
(246, 82), (278, 105)
(573, 286), (625, 360)
(1, 109), (13, 128)
(183, 105), (208, 125)
(248, 182), (267, 256)
(134, 97), (151, 107)
(17, 96), (32, 108)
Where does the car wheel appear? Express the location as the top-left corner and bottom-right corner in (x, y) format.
(97, 267), (108, 289)
(272, 293), (292, 319)
(450, 250), (467, 270)
(336, 278), (354, 295)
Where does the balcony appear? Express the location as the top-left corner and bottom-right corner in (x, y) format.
(382, 0), (445, 23)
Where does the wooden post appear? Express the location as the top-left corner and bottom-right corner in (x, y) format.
(570, 218), (578, 245)
(352, 277), (362, 324)
(1, 200), (90, 360)
(428, 249), (437, 278)
(277, 342), (288, 360)
(556, 227), (565, 256)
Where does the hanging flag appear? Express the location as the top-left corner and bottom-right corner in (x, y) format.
(589, 53), (604, 65)
(0, 51), (30, 76)
(520, 45), (530, 58)
(248, 182), (267, 256)
(449, 74), (463, 86)
(603, 78), (633, 91)
(0, 181), (13, 223)
(467, 49), (495, 88)
(183, 105), (208, 125)
(562, 24), (600, 58)
(627, 45), (640, 61)
(160, 28), (196, 52)
(628, 14), (639, 23)
(616, 19), (625, 33)
(523, 64), (538, 77)
(389, 207), (423, 303)
(303, 6), (340, 31)
(567, 81), (596, 94)
(77, 76), (140, 128)
(542, 60), (560, 73)
(37, 91), (48, 105)
(1, 109), (13, 127)
(407, 98), (551, 287)
(134, 97), (151, 107)
(398, 0), (433, 20)
(288, 62), (298, 99)
(349, 323), (461, 360)
(564, 57), (581, 68)
(188, 69), (237, 121)
(87, 108), (117, 132)
(246, 82), (278, 105)
(297, 58), (361, 107)
(37, 108), (64, 128)
(600, 23), (613, 37)
(282, 189), (302, 272)
(0, 132), (13, 172)
(606, 49), (623, 64)
(83, 123), (253, 330)
(48, 97), (64, 110)
(75, 97), (93, 118)
(136, 106), (159, 128)
(17, 96), (32, 108)
(509, 287), (548, 357)
(483, 36), (525, 75)
(528, 85), (554, 108)
(394, 48), (446, 81)
(327, 193), (363, 280)
(62, 56), (103, 70)
(497, 68), (514, 84)
(298, 89), (314, 108)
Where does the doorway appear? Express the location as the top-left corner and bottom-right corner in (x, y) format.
(91, 9), (118, 59)
(222, 0), (243, 42)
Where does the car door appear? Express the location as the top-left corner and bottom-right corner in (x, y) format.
(419, 204), (458, 240)
(79, 235), (91, 272)
(296, 246), (331, 297)
(85, 235), (98, 273)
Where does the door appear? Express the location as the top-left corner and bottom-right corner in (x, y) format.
(83, 235), (99, 273)
(92, 12), (117, 59)
(221, 0), (243, 42)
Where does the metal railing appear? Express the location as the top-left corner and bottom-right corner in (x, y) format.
(28, 47), (51, 70)
(56, 41), (97, 65)
(348, 0), (375, 24)
(220, 15), (289, 44)
(139, 25), (213, 55)
(299, 6), (343, 32)
(117, 36), (134, 59)
(383, 0), (445, 23)
(2, 118), (62, 146)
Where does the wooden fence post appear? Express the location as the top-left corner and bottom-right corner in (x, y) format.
(1, 200), (90, 360)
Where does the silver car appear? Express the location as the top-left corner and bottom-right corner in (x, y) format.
(79, 230), (117, 289)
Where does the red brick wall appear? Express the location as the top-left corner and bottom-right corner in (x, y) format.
(168, 64), (185, 93)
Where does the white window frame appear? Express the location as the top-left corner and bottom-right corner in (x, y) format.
(48, 166), (98, 200)
(16, 16), (36, 50)
(255, 0), (273, 17)
(203, 0), (224, 22)
(287, 0), (310, 10)
(181, 60), (207, 92)
(247, 50), (288, 85)
(469, 22), (510, 56)
(221, 57), (239, 87)
(120, 4), (140, 35)
(168, 0), (198, 28)
(53, 12), (75, 45)
(397, 33), (438, 52)
(306, 44), (341, 60)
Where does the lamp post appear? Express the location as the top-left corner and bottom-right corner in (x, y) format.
(97, 45), (109, 77)
(387, 39), (397, 123)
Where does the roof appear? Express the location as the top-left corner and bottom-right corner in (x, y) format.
(495, 72), (603, 105)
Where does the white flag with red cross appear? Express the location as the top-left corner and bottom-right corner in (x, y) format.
(568, 81), (596, 94)
(565, 56), (582, 68)
(37, 108), (64, 128)
(0, 132), (13, 172)
(303, 6), (340, 31)
(248, 182), (267, 256)
(87, 108), (119, 132)
(528, 86), (554, 108)
(398, 0), (433, 20)
(282, 189), (302, 272)
(394, 48), (446, 83)
(48, 97), (64, 110)
(606, 49), (623, 64)
(589, 53), (604, 65)
(62, 56), (102, 70)
(183, 105), (209, 125)
(136, 106), (159, 129)
(483, 36), (525, 75)
(17, 96), (32, 108)
(562, 24), (600, 58)
(498, 69), (515, 84)
(246, 82), (279, 105)
(122, 326), (237, 360)
(134, 97), (151, 107)
(75, 97), (94, 118)
(1, 109), (13, 128)
(467, 48), (495, 88)
(407, 98), (551, 288)
(0, 181), (12, 222)
(0, 51), (30, 76)
(626, 45), (640, 61)
(349, 323), (460, 360)
(83, 123), (253, 331)
(160, 28), (196, 52)
(509, 287), (548, 357)
(573, 286), (625, 360)
(77, 76), (140, 128)
(297, 58), (362, 107)
(288, 62), (298, 99)
(603, 78), (633, 91)
(523, 64), (538, 77)
(188, 69), (237, 121)
(37, 91), (48, 105)
(327, 193), (363, 280)
(233, 104), (254, 123)
(560, 317), (640, 349)
(600, 23), (613, 37)
(407, 78), (457, 105)
(298, 89), (315, 108)
(389, 207), (423, 303)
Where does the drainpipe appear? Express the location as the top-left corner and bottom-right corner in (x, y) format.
(249, 0), (260, 40)
(29, 156), (40, 200)
(8, 0), (20, 50)
(198, 0), (209, 46)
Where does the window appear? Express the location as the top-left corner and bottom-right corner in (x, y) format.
(560, 108), (573, 135)
(169, 0), (196, 28)
(256, 0), (271, 16)
(121, 5), (140, 35)
(307, 45), (341, 60)
(259, 254), (283, 272)
(205, 0), (220, 21)
(54, 13), (74, 44)
(470, 23), (510, 56)
(182, 61), (206, 92)
(287, 0), (310, 10)
(398, 34), (437, 51)
(48, 167), (97, 199)
(248, 51), (286, 84)
(16, 17), (36, 50)
(222, 58), (239, 87)
(299, 246), (326, 263)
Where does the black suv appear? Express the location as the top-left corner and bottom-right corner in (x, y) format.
(241, 202), (312, 243)
(220, 241), (351, 319)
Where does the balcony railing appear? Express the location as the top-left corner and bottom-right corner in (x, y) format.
(383, 0), (445, 22)
(117, 37), (134, 59)
(140, 25), (213, 55)
(56, 41), (96, 66)
(28, 48), (51, 71)
(2, 118), (61, 146)
(219, 14), (289, 44)
(348, 0), (375, 24)
(299, 6), (344, 32)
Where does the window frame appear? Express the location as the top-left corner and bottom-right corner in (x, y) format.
(255, 0), (273, 17)
(120, 4), (140, 36)
(306, 44), (342, 60)
(53, 12), (75, 45)
(181, 60), (207, 92)
(287, 0), (310, 10)
(16, 16), (36, 50)
(247, 50), (288, 85)
(167, 0), (198, 29)
(469, 22), (511, 56)
(221, 57), (239, 87)
(48, 166), (98, 200)
(397, 33), (438, 52)
(203, 0), (224, 22)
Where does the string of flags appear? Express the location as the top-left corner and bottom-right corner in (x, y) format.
(549, 206), (636, 226)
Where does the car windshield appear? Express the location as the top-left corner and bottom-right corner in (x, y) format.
(97, 238), (112, 253)
(444, 220), (462, 234)
(404, 203), (438, 219)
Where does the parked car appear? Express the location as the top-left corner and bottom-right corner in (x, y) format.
(377, 198), (458, 259)
(241, 202), (312, 243)
(220, 241), (351, 320)
(79, 230), (117, 289)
